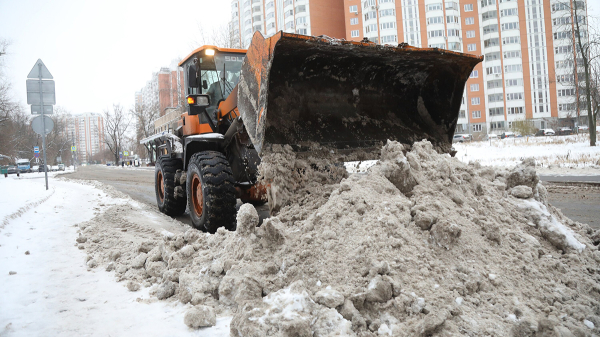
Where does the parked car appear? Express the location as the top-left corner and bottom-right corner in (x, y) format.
(7, 165), (19, 174)
(485, 134), (499, 140)
(577, 125), (589, 133)
(500, 132), (515, 139)
(58, 164), (65, 171)
(535, 129), (555, 136)
(38, 164), (48, 172)
(557, 127), (572, 135)
(452, 134), (472, 143)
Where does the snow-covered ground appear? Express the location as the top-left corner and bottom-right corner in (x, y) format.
(347, 134), (600, 175)
(0, 174), (230, 336)
(453, 134), (600, 174)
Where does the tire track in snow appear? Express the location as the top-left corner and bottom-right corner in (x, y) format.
(1, 188), (56, 230)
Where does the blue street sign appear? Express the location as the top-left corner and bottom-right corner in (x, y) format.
(34, 146), (40, 153)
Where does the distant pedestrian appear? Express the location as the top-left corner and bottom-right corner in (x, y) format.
(121, 161), (124, 168)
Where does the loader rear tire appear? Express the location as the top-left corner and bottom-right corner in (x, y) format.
(187, 151), (237, 233)
(155, 156), (187, 216)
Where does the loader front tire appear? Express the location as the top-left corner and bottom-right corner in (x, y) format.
(187, 151), (237, 233)
(155, 156), (187, 216)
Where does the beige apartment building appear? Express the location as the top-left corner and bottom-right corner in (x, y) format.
(231, 0), (590, 135)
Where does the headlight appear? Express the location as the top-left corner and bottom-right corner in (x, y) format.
(196, 95), (210, 106)
(186, 95), (210, 107)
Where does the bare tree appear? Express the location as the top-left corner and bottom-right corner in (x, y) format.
(554, 0), (599, 145)
(572, 2), (598, 145)
(0, 39), (19, 128)
(103, 104), (131, 164)
(193, 23), (237, 49)
(133, 101), (161, 159)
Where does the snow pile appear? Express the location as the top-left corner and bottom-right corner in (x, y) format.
(75, 140), (600, 336)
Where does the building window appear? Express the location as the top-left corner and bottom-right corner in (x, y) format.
(296, 5), (306, 13)
(364, 11), (377, 21)
(490, 121), (505, 130)
(466, 30), (476, 38)
(506, 93), (523, 100)
(485, 52), (500, 60)
(350, 18), (359, 25)
(488, 93), (503, 102)
(296, 17), (306, 25)
(482, 10), (497, 21)
(467, 43), (477, 51)
(484, 38), (499, 47)
(297, 28), (307, 35)
(489, 107), (504, 116)
(429, 43), (446, 48)
(501, 22), (519, 31)
(465, 17), (475, 25)
(464, 4), (473, 11)
(428, 30), (445, 38)
(553, 31), (570, 40)
(351, 30), (360, 37)
(504, 50), (521, 58)
(472, 124), (483, 132)
(365, 24), (377, 33)
(349, 5), (358, 13)
(472, 110), (481, 118)
(500, 8), (518, 17)
(470, 84), (480, 91)
(482, 24), (498, 34)
(471, 97), (481, 105)
(502, 36), (520, 45)
(427, 3), (442, 11)
(470, 70), (479, 78)
(504, 64), (522, 73)
(558, 88), (576, 96)
(381, 22), (396, 30)
(507, 107), (524, 114)
(447, 15), (459, 23)
(379, 9), (395, 17)
(481, 0), (496, 7)
(506, 79), (523, 86)
(381, 35), (398, 44)
(486, 66), (501, 75)
(447, 29), (461, 37)
(487, 79), (502, 89)
(427, 16), (444, 24)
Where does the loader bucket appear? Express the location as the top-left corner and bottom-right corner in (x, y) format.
(237, 31), (483, 159)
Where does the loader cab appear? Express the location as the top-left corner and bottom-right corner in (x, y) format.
(180, 46), (246, 134)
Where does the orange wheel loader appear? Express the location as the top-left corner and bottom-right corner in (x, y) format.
(141, 31), (483, 233)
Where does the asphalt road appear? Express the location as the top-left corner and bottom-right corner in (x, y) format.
(63, 165), (599, 230)
(62, 165), (270, 228)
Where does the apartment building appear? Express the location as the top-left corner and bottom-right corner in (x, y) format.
(65, 112), (105, 163)
(231, 0), (589, 135)
(230, 0), (346, 48)
(138, 60), (185, 117)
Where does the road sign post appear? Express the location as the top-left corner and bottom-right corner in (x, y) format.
(27, 59), (55, 190)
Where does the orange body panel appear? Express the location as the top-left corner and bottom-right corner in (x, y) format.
(180, 113), (213, 136)
(237, 184), (267, 203)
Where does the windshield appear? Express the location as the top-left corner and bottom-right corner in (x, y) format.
(199, 52), (244, 108)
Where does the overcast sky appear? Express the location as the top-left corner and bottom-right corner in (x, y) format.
(0, 0), (231, 115)
(1, 0), (599, 116)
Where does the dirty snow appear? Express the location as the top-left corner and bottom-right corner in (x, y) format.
(2, 138), (600, 336)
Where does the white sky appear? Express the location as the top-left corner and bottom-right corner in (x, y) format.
(0, 0), (231, 115)
(1, 0), (599, 116)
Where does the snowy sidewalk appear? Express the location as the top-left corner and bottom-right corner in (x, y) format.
(0, 176), (230, 336)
